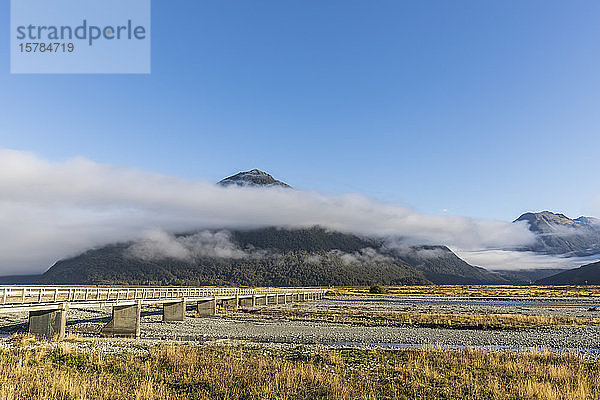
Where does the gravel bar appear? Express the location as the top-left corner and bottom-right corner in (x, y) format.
(0, 295), (599, 354)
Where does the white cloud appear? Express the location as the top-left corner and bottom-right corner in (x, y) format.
(402, 247), (448, 259)
(455, 249), (600, 271)
(0, 149), (538, 274)
(304, 254), (323, 264)
(126, 229), (248, 261)
(330, 248), (393, 265)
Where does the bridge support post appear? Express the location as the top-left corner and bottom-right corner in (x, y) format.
(28, 303), (67, 340)
(196, 299), (216, 316)
(251, 295), (257, 307)
(101, 301), (141, 338)
(163, 299), (186, 322)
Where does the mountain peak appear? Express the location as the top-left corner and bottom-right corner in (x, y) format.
(218, 169), (291, 188)
(513, 210), (600, 256)
(514, 211), (594, 227)
(575, 216), (600, 225)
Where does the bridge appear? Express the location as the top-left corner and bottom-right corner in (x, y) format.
(0, 286), (327, 339)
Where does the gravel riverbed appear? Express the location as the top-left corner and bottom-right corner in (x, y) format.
(1, 295), (600, 354)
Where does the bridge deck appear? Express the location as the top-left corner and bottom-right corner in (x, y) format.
(0, 286), (325, 312)
(0, 286), (326, 339)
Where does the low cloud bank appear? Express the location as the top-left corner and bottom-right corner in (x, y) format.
(0, 149), (540, 274)
(126, 230), (249, 262)
(127, 230), (397, 266)
(330, 248), (394, 265)
(456, 249), (600, 271)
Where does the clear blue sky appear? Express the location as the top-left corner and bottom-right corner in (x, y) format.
(1, 1), (599, 221)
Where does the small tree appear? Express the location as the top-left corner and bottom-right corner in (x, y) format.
(369, 284), (387, 294)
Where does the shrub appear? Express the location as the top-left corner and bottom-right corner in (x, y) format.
(369, 285), (387, 294)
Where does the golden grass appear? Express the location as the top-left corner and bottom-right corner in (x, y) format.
(238, 308), (600, 330)
(8, 333), (37, 346)
(332, 285), (600, 298)
(0, 344), (598, 399)
(63, 333), (83, 343)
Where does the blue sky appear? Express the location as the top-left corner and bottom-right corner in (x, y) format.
(2, 0), (599, 221)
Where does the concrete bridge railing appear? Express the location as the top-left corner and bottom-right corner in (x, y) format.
(0, 286), (327, 340)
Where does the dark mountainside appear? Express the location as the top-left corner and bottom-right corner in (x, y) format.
(0, 274), (42, 285)
(515, 211), (600, 256)
(537, 261), (600, 285)
(388, 245), (508, 285)
(38, 226), (509, 286)
(39, 227), (423, 286)
(231, 227), (377, 253)
(493, 269), (570, 284)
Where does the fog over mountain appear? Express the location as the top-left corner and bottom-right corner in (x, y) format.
(454, 211), (600, 271)
(1, 149), (597, 275)
(455, 249), (598, 272)
(39, 227), (508, 286)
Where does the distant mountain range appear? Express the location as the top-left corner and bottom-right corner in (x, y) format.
(514, 211), (600, 256)
(492, 268), (571, 284)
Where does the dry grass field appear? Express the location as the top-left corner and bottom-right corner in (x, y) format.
(2, 285), (599, 399)
(239, 308), (600, 330)
(332, 285), (600, 298)
(0, 342), (598, 400)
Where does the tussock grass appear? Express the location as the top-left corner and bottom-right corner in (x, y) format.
(0, 344), (598, 399)
(63, 333), (83, 343)
(8, 333), (37, 346)
(333, 285), (600, 298)
(240, 308), (600, 330)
